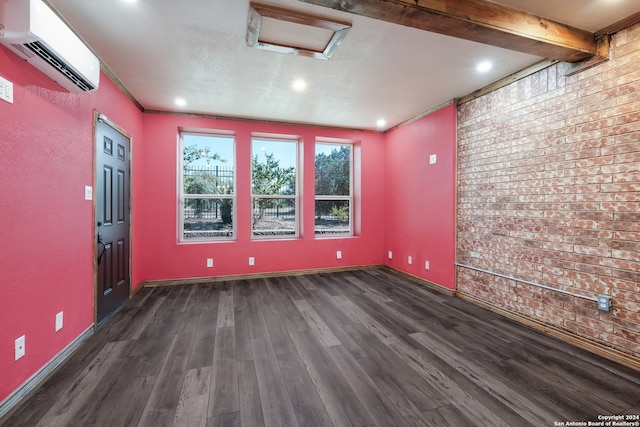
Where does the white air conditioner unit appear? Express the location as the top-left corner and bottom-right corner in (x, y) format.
(0, 0), (100, 93)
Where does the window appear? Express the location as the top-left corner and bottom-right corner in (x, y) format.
(315, 142), (352, 235)
(251, 137), (298, 237)
(179, 133), (235, 241)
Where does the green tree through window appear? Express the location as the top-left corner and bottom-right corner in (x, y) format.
(251, 139), (298, 237)
(180, 134), (235, 240)
(315, 142), (352, 235)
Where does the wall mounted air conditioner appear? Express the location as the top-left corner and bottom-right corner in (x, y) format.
(0, 0), (100, 93)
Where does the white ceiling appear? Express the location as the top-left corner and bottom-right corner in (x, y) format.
(48, 0), (640, 131)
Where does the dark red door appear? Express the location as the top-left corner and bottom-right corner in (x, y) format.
(96, 117), (130, 324)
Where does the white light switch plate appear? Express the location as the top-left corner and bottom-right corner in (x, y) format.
(84, 186), (93, 200)
(0, 76), (14, 104)
(56, 312), (64, 331)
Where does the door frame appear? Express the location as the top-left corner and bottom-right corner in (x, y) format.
(93, 110), (133, 326)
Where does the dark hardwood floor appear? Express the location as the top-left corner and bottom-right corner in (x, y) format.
(2, 269), (639, 426)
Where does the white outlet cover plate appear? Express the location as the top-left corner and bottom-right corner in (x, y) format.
(56, 312), (64, 331)
(336, 251), (342, 259)
(84, 186), (93, 200)
(15, 335), (25, 360)
(249, 257), (255, 266)
(429, 154), (437, 164)
(206, 258), (214, 268)
(0, 76), (14, 104)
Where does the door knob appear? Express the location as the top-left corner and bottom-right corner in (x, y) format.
(97, 221), (103, 226)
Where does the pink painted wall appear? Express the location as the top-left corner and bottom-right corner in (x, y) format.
(0, 46), (143, 403)
(0, 43), (452, 407)
(138, 114), (386, 282)
(384, 104), (457, 289)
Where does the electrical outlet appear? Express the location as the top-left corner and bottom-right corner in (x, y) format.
(425, 260), (430, 270)
(388, 251), (393, 259)
(206, 258), (214, 268)
(408, 256), (413, 265)
(336, 250), (342, 259)
(597, 295), (612, 312)
(15, 335), (25, 360)
(55, 312), (64, 332)
(84, 186), (93, 201)
(429, 154), (437, 165)
(248, 257), (255, 266)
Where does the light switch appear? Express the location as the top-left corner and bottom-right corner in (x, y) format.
(0, 76), (14, 104)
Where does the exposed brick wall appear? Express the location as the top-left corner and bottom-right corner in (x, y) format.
(456, 23), (640, 357)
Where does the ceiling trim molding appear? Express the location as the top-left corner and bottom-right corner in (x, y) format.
(100, 64), (144, 112)
(295, 0), (599, 62)
(596, 11), (640, 37)
(142, 109), (381, 134)
(384, 99), (456, 133)
(457, 59), (559, 105)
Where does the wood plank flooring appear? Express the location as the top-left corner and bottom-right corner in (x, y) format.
(2, 269), (639, 426)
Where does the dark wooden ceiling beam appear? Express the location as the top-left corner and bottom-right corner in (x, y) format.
(296, 0), (601, 62)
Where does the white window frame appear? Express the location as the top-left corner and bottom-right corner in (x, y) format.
(178, 131), (236, 242)
(251, 136), (300, 239)
(314, 140), (354, 237)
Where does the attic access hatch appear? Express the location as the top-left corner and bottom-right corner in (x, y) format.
(247, 3), (351, 60)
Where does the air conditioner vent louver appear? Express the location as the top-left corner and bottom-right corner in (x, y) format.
(25, 41), (96, 92)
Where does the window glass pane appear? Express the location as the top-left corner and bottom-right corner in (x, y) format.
(252, 139), (297, 196)
(315, 144), (351, 196)
(180, 133), (235, 242)
(183, 198), (234, 239)
(183, 134), (234, 195)
(315, 200), (350, 235)
(252, 197), (296, 236)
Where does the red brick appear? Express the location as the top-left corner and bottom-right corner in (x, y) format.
(457, 24), (640, 357)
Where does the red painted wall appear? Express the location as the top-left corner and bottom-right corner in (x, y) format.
(0, 43), (452, 407)
(138, 114), (386, 282)
(384, 104), (457, 289)
(0, 46), (143, 403)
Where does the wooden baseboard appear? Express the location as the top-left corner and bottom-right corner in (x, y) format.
(0, 326), (94, 420)
(141, 264), (385, 288)
(130, 282), (144, 296)
(383, 266), (456, 296)
(457, 291), (640, 372)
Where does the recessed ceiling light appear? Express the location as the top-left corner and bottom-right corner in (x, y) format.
(477, 61), (492, 73)
(175, 98), (187, 107)
(292, 79), (307, 92)
(376, 118), (387, 128)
